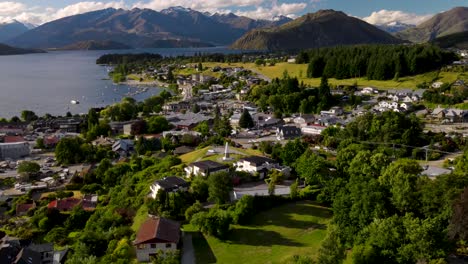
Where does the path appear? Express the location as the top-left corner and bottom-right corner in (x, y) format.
(182, 233), (195, 264)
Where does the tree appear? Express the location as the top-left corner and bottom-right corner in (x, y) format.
(17, 161), (40, 181)
(194, 121), (210, 138)
(197, 62), (203, 71)
(295, 149), (331, 185)
(55, 137), (84, 165)
(147, 116), (170, 134)
(87, 108), (99, 129)
(232, 195), (254, 224)
(239, 109), (254, 129)
(185, 201), (204, 222)
(35, 138), (45, 149)
(21, 110), (38, 122)
(191, 176), (209, 202)
(280, 139), (307, 166)
(317, 225), (345, 264)
(191, 104), (200, 113)
(191, 208), (232, 238)
(208, 171), (233, 204)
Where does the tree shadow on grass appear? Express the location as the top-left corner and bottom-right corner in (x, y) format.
(250, 203), (330, 229)
(188, 231), (217, 264)
(226, 228), (304, 247)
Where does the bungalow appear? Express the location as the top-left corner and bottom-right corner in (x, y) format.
(301, 125), (327, 135)
(185, 160), (229, 178)
(16, 202), (36, 216)
(43, 135), (60, 148)
(150, 177), (189, 199)
(400, 102), (413, 111)
(361, 87), (377, 94)
(235, 156), (279, 179)
(91, 136), (115, 147)
(276, 126), (302, 140)
(82, 194), (99, 211)
(124, 120), (147, 136)
(112, 139), (134, 157)
(47, 197), (81, 212)
(293, 115), (315, 127)
(15, 243), (54, 264)
(320, 106), (344, 116)
(134, 216), (181, 263)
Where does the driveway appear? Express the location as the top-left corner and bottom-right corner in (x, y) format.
(181, 233), (195, 264)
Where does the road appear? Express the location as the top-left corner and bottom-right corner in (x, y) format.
(181, 233), (195, 264)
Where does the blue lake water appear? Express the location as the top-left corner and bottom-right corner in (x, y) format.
(0, 46), (240, 118)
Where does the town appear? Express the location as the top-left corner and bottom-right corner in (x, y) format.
(0, 45), (467, 264)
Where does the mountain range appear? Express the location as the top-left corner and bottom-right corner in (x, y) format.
(377, 22), (415, 33)
(395, 7), (468, 43)
(231, 10), (404, 51)
(7, 7), (291, 49)
(0, 20), (33, 43)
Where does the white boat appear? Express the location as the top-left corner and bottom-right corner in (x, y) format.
(70, 100), (80, 105)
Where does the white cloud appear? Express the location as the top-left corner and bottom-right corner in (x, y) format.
(363, 9), (433, 26)
(235, 2), (308, 20)
(132, 0), (264, 11)
(0, 0), (307, 25)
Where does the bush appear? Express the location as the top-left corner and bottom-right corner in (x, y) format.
(191, 208), (232, 239)
(185, 201), (204, 222)
(231, 195), (255, 225)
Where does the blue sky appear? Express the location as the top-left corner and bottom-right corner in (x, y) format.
(0, 0), (466, 25)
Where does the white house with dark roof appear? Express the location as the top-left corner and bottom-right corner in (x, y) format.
(185, 160), (229, 178)
(276, 126), (301, 140)
(150, 177), (189, 199)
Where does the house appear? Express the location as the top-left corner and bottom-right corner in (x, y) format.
(235, 156), (279, 179)
(173, 146), (194, 156)
(81, 194), (99, 211)
(112, 139), (134, 157)
(361, 87), (377, 94)
(432, 81), (444, 89)
(16, 202), (36, 216)
(293, 115), (315, 127)
(47, 198), (81, 212)
(43, 136), (60, 148)
(0, 142), (30, 160)
(150, 177), (189, 199)
(185, 160), (229, 178)
(276, 126), (302, 140)
(400, 102), (413, 111)
(134, 216), (181, 263)
(123, 120), (147, 136)
(230, 183), (292, 201)
(301, 125), (327, 135)
(91, 136), (115, 147)
(15, 243), (54, 264)
(320, 106), (344, 116)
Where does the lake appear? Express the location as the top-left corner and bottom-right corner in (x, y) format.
(0, 46), (240, 118)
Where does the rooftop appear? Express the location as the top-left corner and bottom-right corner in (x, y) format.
(240, 156), (277, 166)
(154, 176), (188, 190)
(190, 160), (229, 170)
(134, 216), (180, 245)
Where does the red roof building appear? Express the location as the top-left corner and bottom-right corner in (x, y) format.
(16, 202), (36, 216)
(47, 197), (81, 212)
(3, 135), (25, 143)
(134, 216), (181, 262)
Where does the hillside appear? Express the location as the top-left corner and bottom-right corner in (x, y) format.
(395, 7), (468, 43)
(8, 7), (290, 49)
(0, 20), (30, 42)
(431, 31), (468, 49)
(59, 40), (132, 50)
(0, 43), (44, 55)
(231, 10), (403, 51)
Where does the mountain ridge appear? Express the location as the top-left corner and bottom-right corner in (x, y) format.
(231, 9), (404, 51)
(7, 7), (291, 49)
(395, 6), (468, 43)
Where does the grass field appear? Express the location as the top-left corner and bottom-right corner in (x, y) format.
(179, 146), (262, 164)
(203, 62), (465, 89)
(183, 201), (332, 264)
(40, 190), (83, 200)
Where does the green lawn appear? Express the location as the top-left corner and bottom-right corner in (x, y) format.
(179, 146), (263, 164)
(203, 62), (464, 89)
(183, 201), (332, 264)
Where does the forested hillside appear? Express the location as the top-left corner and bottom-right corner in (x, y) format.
(300, 45), (457, 80)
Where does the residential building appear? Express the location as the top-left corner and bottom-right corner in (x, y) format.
(235, 156), (279, 179)
(320, 106), (344, 116)
(301, 125), (327, 135)
(47, 198), (81, 212)
(15, 243), (54, 264)
(91, 136), (115, 147)
(173, 146), (195, 156)
(123, 120), (146, 136)
(134, 216), (181, 262)
(0, 142), (30, 160)
(16, 202), (36, 216)
(150, 177), (189, 199)
(185, 160), (229, 177)
(81, 194), (99, 211)
(293, 115), (315, 127)
(276, 126), (301, 140)
(112, 139), (134, 157)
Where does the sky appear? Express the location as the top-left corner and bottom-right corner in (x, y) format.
(0, 0), (466, 26)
